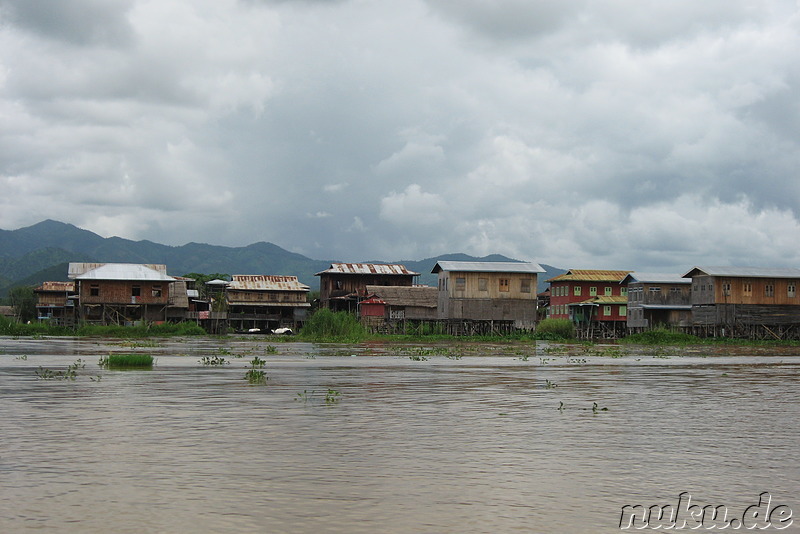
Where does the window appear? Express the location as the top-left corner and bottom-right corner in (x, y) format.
(574, 286), (582, 296)
(722, 283), (731, 296)
(649, 287), (661, 293)
(455, 277), (466, 291)
(589, 286), (597, 296)
(765, 284), (774, 297)
(619, 305), (627, 317)
(479, 278), (488, 292)
(603, 305), (611, 316)
(789, 283), (797, 298)
(152, 285), (162, 298)
(132, 286), (141, 297)
(743, 283), (752, 296)
(90, 284), (100, 296)
(604, 286), (612, 296)
(620, 287), (627, 296)
(499, 279), (509, 292)
(520, 279), (531, 293)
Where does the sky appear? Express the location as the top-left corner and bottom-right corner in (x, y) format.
(1, 0), (799, 271)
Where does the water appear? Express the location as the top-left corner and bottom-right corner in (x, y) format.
(1, 337), (799, 533)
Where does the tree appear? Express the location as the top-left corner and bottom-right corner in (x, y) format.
(9, 286), (37, 323)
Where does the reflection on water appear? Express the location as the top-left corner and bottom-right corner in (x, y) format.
(1, 337), (799, 533)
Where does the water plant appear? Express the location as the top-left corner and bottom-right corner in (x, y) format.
(35, 359), (85, 380)
(409, 354), (428, 361)
(592, 402), (609, 414)
(200, 355), (229, 365)
(244, 356), (267, 384)
(545, 379), (558, 389)
(99, 354), (154, 369)
(295, 389), (313, 403)
(264, 345), (278, 354)
(324, 389), (341, 405)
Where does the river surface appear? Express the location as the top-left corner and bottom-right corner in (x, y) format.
(1, 336), (799, 533)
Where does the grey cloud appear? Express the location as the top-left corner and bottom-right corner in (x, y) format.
(0, 0), (136, 47)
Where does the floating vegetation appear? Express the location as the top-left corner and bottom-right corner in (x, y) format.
(35, 359), (85, 380)
(543, 345), (569, 355)
(592, 402), (609, 414)
(324, 389), (341, 405)
(15, 355), (28, 360)
(567, 357), (588, 364)
(409, 354), (428, 361)
(99, 354), (154, 369)
(545, 379), (558, 389)
(264, 345), (278, 354)
(244, 356), (267, 384)
(200, 355), (229, 365)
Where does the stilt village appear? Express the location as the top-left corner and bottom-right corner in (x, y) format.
(26, 261), (800, 341)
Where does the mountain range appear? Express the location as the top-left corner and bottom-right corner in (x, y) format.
(0, 220), (565, 296)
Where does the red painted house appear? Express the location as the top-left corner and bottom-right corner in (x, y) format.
(547, 269), (631, 336)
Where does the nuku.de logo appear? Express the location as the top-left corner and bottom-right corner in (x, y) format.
(619, 492), (793, 530)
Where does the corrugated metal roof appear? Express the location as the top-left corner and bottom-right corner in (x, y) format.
(640, 304), (692, 310)
(316, 263), (419, 276)
(226, 301), (311, 308)
(547, 269), (631, 282)
(74, 263), (175, 282)
(36, 281), (75, 292)
(568, 295), (627, 305)
(69, 262), (168, 279)
(622, 272), (691, 284)
(365, 285), (437, 308)
(682, 266), (800, 278)
(431, 261), (545, 274)
(228, 275), (310, 291)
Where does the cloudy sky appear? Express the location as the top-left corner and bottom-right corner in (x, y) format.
(1, 0), (799, 270)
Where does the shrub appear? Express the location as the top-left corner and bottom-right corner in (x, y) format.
(299, 309), (367, 342)
(620, 328), (700, 345)
(535, 318), (576, 340)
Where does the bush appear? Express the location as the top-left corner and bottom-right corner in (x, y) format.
(0, 315), (72, 336)
(535, 318), (576, 340)
(76, 321), (206, 338)
(621, 328), (700, 345)
(299, 309), (367, 342)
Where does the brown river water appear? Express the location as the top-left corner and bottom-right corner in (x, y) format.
(1, 337), (799, 533)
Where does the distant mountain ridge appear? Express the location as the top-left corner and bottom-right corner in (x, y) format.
(0, 220), (564, 296)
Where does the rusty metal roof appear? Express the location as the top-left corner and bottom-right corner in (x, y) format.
(431, 261), (545, 274)
(228, 275), (310, 291)
(682, 266), (800, 278)
(69, 262), (168, 279)
(315, 263), (419, 276)
(36, 281), (75, 292)
(547, 269), (631, 283)
(73, 263), (175, 282)
(365, 285), (437, 308)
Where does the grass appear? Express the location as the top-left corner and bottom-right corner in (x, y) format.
(0, 316), (206, 338)
(99, 353), (154, 369)
(534, 318), (576, 340)
(298, 309), (368, 342)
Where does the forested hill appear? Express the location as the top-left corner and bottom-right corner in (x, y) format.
(0, 220), (564, 295)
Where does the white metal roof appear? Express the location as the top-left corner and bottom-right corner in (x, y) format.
(622, 272), (691, 284)
(74, 263), (175, 282)
(315, 263), (419, 276)
(69, 262), (168, 279)
(682, 266), (800, 279)
(432, 261), (545, 274)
